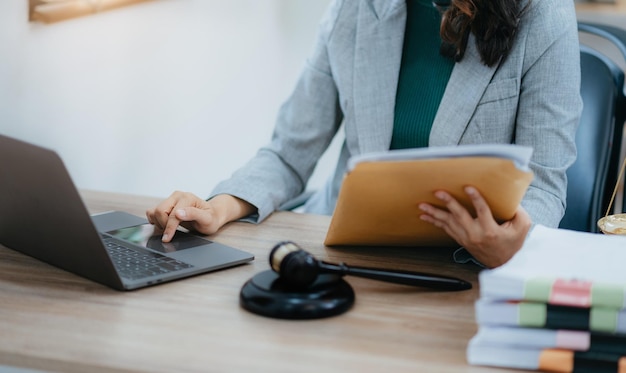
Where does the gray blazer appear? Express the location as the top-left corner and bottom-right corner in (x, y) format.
(211, 0), (582, 229)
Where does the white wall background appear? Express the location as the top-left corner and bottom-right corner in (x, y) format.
(0, 0), (338, 199)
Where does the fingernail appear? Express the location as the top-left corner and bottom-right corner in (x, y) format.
(465, 186), (476, 195)
(176, 209), (186, 218)
(162, 234), (169, 242)
(435, 191), (447, 200)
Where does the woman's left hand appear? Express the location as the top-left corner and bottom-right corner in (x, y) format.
(418, 186), (531, 268)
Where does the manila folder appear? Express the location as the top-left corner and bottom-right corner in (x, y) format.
(324, 151), (533, 247)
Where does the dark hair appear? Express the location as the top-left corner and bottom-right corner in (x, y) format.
(437, 0), (528, 67)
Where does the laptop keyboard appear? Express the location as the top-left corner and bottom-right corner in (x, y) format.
(102, 237), (194, 280)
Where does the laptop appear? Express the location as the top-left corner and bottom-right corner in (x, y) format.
(0, 134), (254, 290)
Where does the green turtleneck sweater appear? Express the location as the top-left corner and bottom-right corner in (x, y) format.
(390, 0), (455, 150)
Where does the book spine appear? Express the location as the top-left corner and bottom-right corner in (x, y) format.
(524, 278), (626, 309)
(467, 342), (626, 372)
(539, 349), (626, 373)
(591, 333), (626, 355)
(518, 304), (589, 330)
(518, 303), (624, 334)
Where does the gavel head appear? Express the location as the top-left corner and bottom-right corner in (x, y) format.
(269, 241), (320, 288)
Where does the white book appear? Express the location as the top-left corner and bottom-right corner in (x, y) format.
(471, 325), (626, 352)
(475, 299), (626, 334)
(467, 342), (543, 370)
(467, 340), (625, 372)
(478, 225), (626, 309)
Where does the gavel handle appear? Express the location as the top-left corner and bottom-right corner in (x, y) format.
(318, 262), (472, 291)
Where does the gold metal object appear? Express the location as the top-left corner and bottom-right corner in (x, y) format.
(598, 156), (626, 234)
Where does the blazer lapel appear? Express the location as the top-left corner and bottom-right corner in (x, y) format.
(352, 0), (406, 154)
(429, 34), (500, 146)
(353, 1), (500, 151)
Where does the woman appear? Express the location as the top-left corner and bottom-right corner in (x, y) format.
(147, 0), (582, 268)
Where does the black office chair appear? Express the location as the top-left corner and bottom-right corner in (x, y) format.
(559, 22), (626, 232)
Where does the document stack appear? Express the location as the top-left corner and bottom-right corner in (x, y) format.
(467, 225), (626, 373)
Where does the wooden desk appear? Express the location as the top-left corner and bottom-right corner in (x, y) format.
(0, 190), (510, 373)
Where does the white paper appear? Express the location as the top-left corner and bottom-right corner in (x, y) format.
(347, 144), (533, 172)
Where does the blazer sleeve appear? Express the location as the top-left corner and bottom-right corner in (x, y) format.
(515, 0), (582, 227)
(209, 0), (346, 223)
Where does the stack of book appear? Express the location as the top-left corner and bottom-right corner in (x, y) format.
(467, 225), (626, 373)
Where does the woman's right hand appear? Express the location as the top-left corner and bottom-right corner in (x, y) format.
(146, 192), (256, 242)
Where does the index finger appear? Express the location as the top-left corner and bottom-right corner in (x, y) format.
(161, 209), (184, 243)
(464, 186), (496, 224)
(149, 196), (179, 230)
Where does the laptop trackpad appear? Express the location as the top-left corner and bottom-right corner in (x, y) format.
(105, 221), (253, 267)
(93, 211), (253, 266)
(107, 223), (210, 253)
